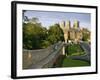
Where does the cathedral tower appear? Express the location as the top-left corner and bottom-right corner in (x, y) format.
(59, 21), (71, 43)
(73, 20), (79, 29)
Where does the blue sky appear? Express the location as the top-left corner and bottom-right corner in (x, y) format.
(24, 10), (91, 30)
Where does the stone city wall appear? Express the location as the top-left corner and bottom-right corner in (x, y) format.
(23, 42), (63, 69)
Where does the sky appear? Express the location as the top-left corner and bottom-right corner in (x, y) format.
(23, 10), (91, 30)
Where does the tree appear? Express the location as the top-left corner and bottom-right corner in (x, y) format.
(47, 24), (64, 44)
(82, 28), (90, 41)
(23, 18), (64, 50)
(23, 22), (47, 49)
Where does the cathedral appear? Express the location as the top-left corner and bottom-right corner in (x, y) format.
(59, 20), (83, 43)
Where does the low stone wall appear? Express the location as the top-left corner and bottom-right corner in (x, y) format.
(23, 42), (63, 69)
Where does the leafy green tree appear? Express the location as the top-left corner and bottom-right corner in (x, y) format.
(47, 24), (64, 44)
(23, 17), (64, 50)
(82, 28), (90, 41)
(41, 40), (51, 48)
(23, 22), (47, 49)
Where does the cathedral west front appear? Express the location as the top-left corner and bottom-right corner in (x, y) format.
(59, 20), (83, 43)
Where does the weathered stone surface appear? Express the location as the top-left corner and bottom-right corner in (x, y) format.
(23, 42), (64, 69)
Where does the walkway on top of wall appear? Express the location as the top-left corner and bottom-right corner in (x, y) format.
(27, 42), (64, 69)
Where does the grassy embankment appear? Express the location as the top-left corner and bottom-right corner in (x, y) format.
(53, 43), (90, 67)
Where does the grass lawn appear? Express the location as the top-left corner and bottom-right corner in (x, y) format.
(66, 43), (85, 56)
(62, 57), (90, 67)
(53, 43), (90, 68)
(53, 56), (90, 68)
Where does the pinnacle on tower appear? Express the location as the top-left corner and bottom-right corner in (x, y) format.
(65, 20), (70, 30)
(59, 21), (65, 29)
(73, 20), (79, 29)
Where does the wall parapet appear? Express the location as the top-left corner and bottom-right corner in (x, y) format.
(23, 42), (63, 69)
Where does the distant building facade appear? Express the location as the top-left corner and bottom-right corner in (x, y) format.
(59, 20), (83, 43)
